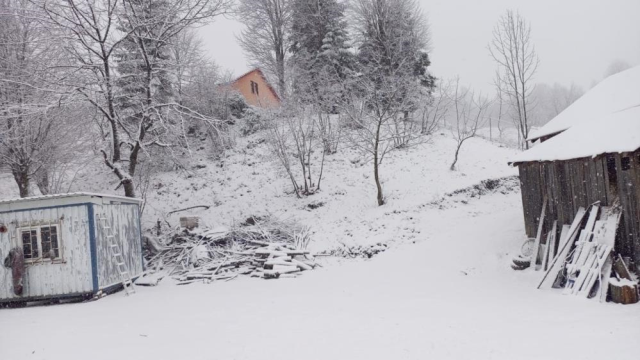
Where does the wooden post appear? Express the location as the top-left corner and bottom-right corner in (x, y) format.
(609, 278), (639, 304)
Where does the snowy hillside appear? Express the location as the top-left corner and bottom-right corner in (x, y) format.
(3, 180), (640, 360)
(1, 128), (519, 252)
(2, 127), (640, 360)
(143, 131), (519, 252)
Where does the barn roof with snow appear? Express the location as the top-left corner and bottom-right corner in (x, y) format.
(527, 65), (640, 142)
(511, 104), (640, 164)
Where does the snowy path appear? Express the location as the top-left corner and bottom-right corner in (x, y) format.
(1, 192), (639, 360)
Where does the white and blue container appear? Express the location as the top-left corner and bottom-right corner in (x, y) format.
(0, 193), (143, 303)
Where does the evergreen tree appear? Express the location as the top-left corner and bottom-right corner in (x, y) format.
(355, 0), (435, 110)
(115, 0), (177, 116)
(289, 0), (353, 106)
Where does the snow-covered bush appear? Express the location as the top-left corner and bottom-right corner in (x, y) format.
(241, 107), (269, 136)
(228, 92), (248, 119)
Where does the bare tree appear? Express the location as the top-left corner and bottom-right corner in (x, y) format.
(488, 10), (539, 149)
(172, 28), (208, 105)
(41, 0), (231, 198)
(266, 105), (325, 197)
(449, 79), (489, 171)
(236, 0), (290, 97)
(0, 0), (73, 197)
(170, 29), (236, 154)
(33, 103), (94, 195)
(604, 59), (632, 78)
(492, 70), (506, 141)
(418, 79), (452, 135)
(532, 82), (584, 126)
(341, 74), (421, 206)
(345, 0), (432, 206)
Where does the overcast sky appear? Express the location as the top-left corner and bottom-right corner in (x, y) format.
(199, 0), (640, 94)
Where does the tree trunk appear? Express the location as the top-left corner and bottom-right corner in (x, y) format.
(11, 164), (30, 198)
(373, 119), (384, 206)
(489, 116), (492, 141)
(36, 168), (50, 195)
(123, 179), (136, 198)
(276, 48), (286, 98)
(374, 159), (384, 206)
(450, 142), (462, 171)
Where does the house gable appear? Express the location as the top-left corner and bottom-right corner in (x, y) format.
(230, 69), (281, 108)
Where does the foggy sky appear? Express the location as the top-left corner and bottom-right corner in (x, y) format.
(199, 0), (640, 94)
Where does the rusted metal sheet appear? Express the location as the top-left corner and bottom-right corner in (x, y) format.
(0, 205), (93, 300)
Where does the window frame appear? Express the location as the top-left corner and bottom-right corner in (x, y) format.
(18, 223), (63, 264)
(621, 156), (631, 171)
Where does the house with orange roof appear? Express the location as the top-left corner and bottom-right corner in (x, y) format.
(222, 68), (281, 108)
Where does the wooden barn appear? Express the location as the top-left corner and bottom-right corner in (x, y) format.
(0, 193), (143, 303)
(511, 66), (640, 272)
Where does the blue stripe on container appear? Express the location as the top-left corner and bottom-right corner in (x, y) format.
(136, 205), (145, 272)
(87, 204), (99, 293)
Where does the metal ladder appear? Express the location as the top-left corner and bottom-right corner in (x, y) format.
(97, 214), (136, 296)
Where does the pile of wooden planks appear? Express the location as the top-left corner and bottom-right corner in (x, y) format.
(174, 242), (320, 284)
(143, 216), (319, 285)
(531, 204), (638, 303)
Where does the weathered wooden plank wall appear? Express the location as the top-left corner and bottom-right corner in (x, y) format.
(517, 150), (640, 266)
(0, 205), (93, 300)
(518, 163), (544, 238)
(614, 151), (640, 261)
(94, 204), (144, 289)
(518, 157), (610, 239)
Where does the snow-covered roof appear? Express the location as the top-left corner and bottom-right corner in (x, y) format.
(527, 65), (640, 141)
(0, 192), (141, 212)
(511, 105), (640, 164)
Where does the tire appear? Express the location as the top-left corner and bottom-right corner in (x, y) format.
(511, 262), (529, 271)
(521, 238), (535, 257)
(512, 256), (531, 268)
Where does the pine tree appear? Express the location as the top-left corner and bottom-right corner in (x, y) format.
(115, 0), (176, 116)
(289, 0), (353, 106)
(355, 0), (435, 109)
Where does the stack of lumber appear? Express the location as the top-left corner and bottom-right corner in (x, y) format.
(144, 217), (319, 285)
(534, 204), (635, 303)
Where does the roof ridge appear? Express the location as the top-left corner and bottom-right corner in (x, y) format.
(0, 192), (142, 205)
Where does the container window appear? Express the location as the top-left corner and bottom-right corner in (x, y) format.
(21, 230), (38, 259)
(41, 226), (60, 259)
(18, 224), (62, 263)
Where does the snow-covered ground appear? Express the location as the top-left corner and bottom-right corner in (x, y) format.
(0, 129), (521, 252)
(141, 132), (519, 252)
(2, 189), (639, 360)
(1, 130), (639, 359)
